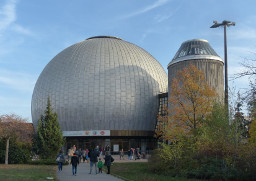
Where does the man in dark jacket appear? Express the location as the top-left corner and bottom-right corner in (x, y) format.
(128, 149), (131, 160)
(104, 151), (114, 174)
(71, 153), (79, 176)
(89, 148), (100, 174)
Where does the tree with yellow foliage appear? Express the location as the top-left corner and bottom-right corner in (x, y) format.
(156, 64), (217, 141)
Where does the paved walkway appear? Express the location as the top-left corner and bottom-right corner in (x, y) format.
(56, 161), (123, 181)
(56, 155), (148, 181)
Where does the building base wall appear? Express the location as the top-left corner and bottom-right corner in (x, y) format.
(64, 136), (156, 155)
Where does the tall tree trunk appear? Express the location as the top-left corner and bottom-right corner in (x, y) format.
(5, 137), (9, 165)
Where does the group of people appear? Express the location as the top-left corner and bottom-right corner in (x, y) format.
(127, 147), (141, 160)
(67, 145), (89, 164)
(56, 145), (115, 176)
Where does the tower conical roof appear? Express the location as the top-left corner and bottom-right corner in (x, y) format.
(168, 39), (223, 67)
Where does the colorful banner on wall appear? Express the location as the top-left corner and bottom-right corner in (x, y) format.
(63, 130), (110, 137)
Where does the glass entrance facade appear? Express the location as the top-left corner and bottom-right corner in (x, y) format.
(65, 136), (157, 155)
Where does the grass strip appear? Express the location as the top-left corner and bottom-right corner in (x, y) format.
(0, 164), (57, 181)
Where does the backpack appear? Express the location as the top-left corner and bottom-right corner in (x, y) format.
(56, 156), (61, 162)
(111, 156), (114, 162)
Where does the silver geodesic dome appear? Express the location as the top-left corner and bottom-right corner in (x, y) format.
(31, 36), (168, 131)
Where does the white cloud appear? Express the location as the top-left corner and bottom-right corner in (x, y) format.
(244, 15), (256, 27)
(153, 3), (181, 23)
(0, 69), (36, 92)
(0, 95), (31, 121)
(228, 46), (256, 63)
(141, 29), (154, 41)
(230, 26), (256, 40)
(229, 46), (255, 54)
(229, 65), (247, 75)
(0, 0), (17, 31)
(154, 13), (173, 23)
(213, 45), (256, 66)
(140, 26), (172, 42)
(120, 0), (171, 19)
(12, 24), (33, 35)
(0, 96), (30, 108)
(0, 0), (32, 36)
(228, 66), (250, 95)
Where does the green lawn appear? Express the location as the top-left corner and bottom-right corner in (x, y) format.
(109, 162), (198, 181)
(0, 164), (57, 181)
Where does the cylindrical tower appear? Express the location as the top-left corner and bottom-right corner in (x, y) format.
(168, 39), (224, 99)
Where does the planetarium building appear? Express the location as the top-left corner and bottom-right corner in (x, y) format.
(31, 36), (168, 152)
(32, 36), (224, 152)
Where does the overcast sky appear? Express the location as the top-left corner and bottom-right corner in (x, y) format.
(0, 0), (255, 121)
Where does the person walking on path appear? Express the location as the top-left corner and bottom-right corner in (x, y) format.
(82, 149), (87, 163)
(97, 158), (103, 173)
(104, 151), (114, 174)
(71, 153), (79, 176)
(89, 148), (99, 174)
(128, 148), (133, 160)
(127, 149), (131, 160)
(68, 147), (74, 164)
(131, 148), (135, 160)
(85, 148), (89, 163)
(99, 146), (103, 156)
(67, 147), (71, 164)
(120, 148), (124, 160)
(78, 148), (82, 162)
(56, 150), (65, 171)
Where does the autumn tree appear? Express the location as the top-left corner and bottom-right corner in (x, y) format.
(34, 97), (64, 159)
(0, 114), (33, 164)
(156, 64), (217, 141)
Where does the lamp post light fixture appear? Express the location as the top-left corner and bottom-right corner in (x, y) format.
(210, 20), (235, 108)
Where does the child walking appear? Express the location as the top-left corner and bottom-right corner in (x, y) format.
(97, 158), (103, 173)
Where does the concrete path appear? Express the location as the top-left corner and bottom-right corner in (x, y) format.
(56, 161), (123, 181)
(56, 155), (148, 181)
